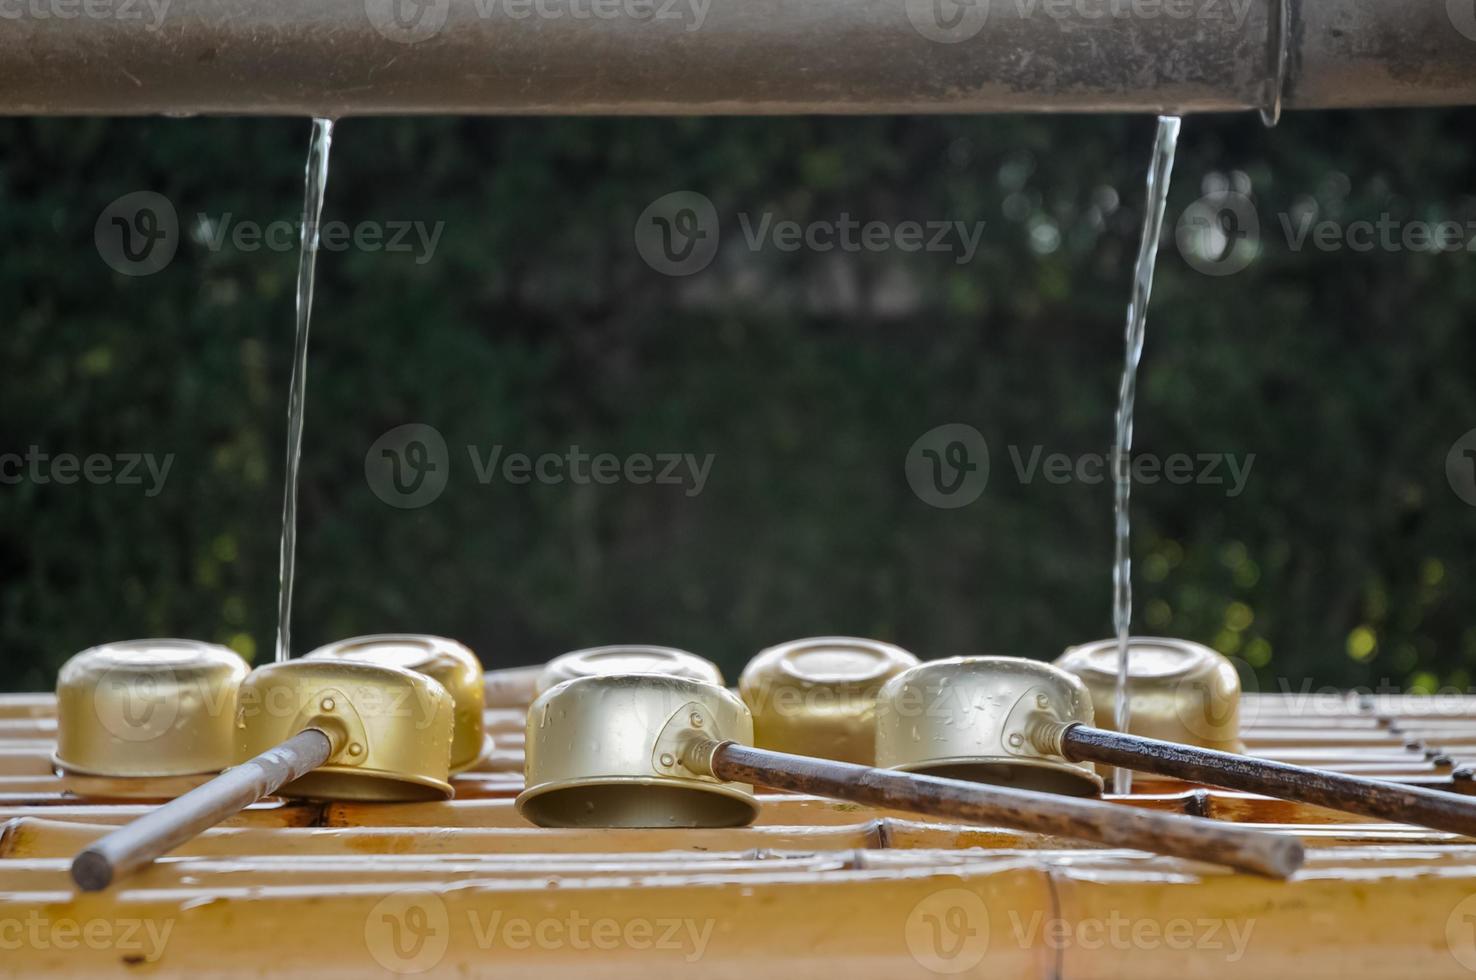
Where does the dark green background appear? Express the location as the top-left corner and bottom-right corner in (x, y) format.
(2, 111), (1473, 694)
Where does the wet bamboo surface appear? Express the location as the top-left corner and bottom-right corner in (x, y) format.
(6, 690), (1476, 976)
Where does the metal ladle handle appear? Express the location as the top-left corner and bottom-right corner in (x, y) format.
(1054, 724), (1476, 837)
(70, 728), (333, 891)
(684, 738), (1303, 879)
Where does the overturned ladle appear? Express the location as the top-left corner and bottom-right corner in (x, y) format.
(876, 656), (1476, 838)
(1055, 637), (1244, 755)
(304, 633), (489, 774)
(739, 636), (919, 765)
(54, 639), (248, 799)
(70, 659), (455, 890)
(517, 674), (1302, 879)
(533, 644), (723, 696)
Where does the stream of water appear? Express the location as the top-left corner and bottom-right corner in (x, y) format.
(1110, 115), (1182, 795)
(273, 117), (336, 664)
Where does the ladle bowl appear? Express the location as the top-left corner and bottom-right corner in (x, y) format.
(739, 636), (918, 765)
(236, 660), (457, 802)
(1055, 636), (1243, 753)
(517, 673), (759, 828)
(54, 639), (248, 796)
(303, 633), (489, 774)
(533, 644), (723, 696)
(874, 656), (1103, 796)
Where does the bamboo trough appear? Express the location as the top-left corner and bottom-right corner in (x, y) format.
(5, 658), (1476, 976)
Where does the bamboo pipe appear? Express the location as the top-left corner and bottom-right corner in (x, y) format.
(2, 0), (1474, 115)
(71, 729), (331, 890)
(683, 738), (1304, 879)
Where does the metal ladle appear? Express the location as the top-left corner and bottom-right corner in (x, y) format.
(517, 674), (1303, 879)
(876, 656), (1476, 838)
(53, 639), (249, 799)
(303, 633), (490, 774)
(70, 658), (455, 890)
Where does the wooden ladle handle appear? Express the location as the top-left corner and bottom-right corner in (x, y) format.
(687, 739), (1303, 879)
(1059, 723), (1476, 837)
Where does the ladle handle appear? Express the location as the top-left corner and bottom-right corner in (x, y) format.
(70, 728), (332, 891)
(693, 739), (1303, 879)
(1060, 724), (1476, 837)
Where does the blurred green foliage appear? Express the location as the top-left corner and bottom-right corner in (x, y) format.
(1, 111), (1473, 694)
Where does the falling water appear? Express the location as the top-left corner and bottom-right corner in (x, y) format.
(1110, 115), (1181, 794)
(274, 117), (336, 664)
